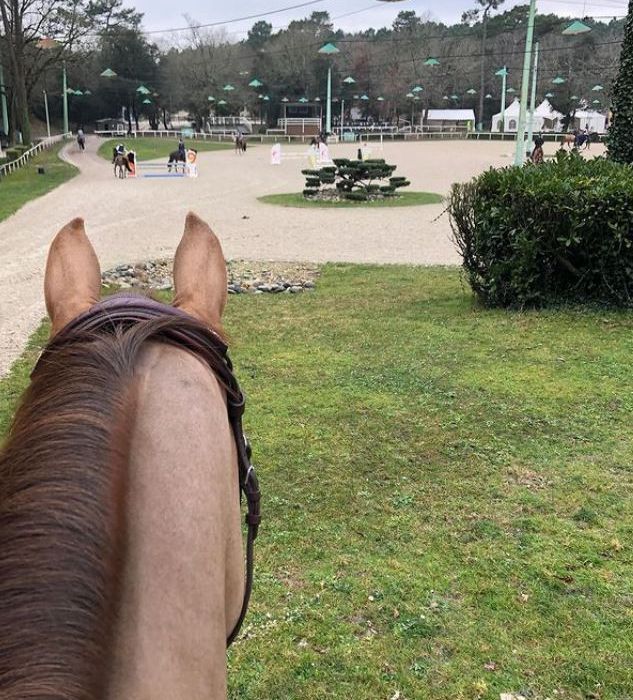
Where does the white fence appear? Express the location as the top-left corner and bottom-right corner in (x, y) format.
(95, 128), (240, 139)
(93, 128), (477, 145)
(0, 133), (72, 178)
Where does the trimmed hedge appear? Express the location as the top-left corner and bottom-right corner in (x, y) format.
(448, 151), (633, 308)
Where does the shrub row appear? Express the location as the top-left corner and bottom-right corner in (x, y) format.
(448, 151), (633, 308)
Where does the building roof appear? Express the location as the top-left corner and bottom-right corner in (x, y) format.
(426, 109), (476, 121)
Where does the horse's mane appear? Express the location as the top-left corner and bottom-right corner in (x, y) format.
(0, 314), (224, 699)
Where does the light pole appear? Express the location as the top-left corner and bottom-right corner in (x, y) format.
(495, 67), (508, 132)
(43, 90), (51, 137)
(514, 0), (537, 165)
(526, 42), (539, 154)
(318, 42), (340, 136)
(62, 61), (69, 134)
(0, 61), (8, 138)
(342, 75), (355, 138)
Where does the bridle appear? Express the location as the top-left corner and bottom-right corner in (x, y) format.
(34, 294), (261, 647)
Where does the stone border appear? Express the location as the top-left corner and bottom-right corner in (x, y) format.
(102, 259), (320, 295)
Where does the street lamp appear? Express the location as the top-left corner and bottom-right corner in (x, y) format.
(526, 42), (540, 158)
(515, 8), (590, 165)
(0, 59), (8, 138)
(318, 42), (340, 135)
(513, 0), (537, 165)
(341, 75), (355, 137)
(37, 38), (69, 136)
(495, 67), (508, 133)
(562, 19), (591, 35)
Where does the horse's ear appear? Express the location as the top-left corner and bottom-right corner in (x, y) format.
(44, 218), (101, 336)
(173, 212), (227, 329)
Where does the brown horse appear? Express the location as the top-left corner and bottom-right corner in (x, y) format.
(234, 133), (247, 155)
(561, 132), (576, 150)
(112, 147), (131, 178)
(0, 213), (259, 699)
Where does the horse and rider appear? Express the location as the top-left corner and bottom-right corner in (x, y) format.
(76, 127), (85, 151)
(111, 143), (133, 178)
(167, 138), (191, 172)
(561, 129), (591, 151)
(234, 130), (247, 155)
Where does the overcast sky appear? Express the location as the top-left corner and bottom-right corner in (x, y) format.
(126, 0), (627, 39)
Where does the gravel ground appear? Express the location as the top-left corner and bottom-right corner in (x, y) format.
(0, 135), (606, 376)
(102, 259), (320, 294)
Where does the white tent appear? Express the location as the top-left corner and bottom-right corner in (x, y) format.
(572, 110), (607, 133)
(533, 99), (563, 131)
(491, 98), (562, 133)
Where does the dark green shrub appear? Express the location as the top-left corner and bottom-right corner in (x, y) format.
(448, 151), (633, 308)
(5, 148), (19, 161)
(345, 191), (369, 202)
(303, 158), (410, 201)
(607, 0), (633, 163)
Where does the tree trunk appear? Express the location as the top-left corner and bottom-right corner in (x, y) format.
(0, 0), (31, 144)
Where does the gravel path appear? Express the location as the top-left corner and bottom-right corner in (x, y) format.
(0, 135), (599, 376)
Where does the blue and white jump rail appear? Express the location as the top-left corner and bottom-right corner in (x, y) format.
(128, 150), (199, 179)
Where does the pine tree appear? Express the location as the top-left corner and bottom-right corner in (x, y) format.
(608, 0), (633, 163)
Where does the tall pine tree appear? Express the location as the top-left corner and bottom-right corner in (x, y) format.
(608, 0), (633, 162)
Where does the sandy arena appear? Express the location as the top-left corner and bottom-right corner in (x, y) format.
(0, 136), (603, 375)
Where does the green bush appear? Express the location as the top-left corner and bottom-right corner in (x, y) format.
(4, 149), (19, 161)
(448, 151), (633, 308)
(303, 158), (410, 201)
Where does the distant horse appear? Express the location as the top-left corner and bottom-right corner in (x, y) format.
(234, 133), (247, 155)
(561, 132), (576, 150)
(112, 148), (131, 178)
(77, 134), (85, 151)
(0, 213), (260, 699)
(168, 150), (186, 172)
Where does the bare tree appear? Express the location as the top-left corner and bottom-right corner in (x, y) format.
(462, 0), (505, 130)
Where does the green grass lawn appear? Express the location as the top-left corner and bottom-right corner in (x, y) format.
(0, 143), (77, 223)
(1, 266), (632, 699)
(258, 191), (443, 208)
(97, 137), (233, 161)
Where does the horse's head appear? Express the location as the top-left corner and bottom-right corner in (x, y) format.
(45, 213), (228, 336)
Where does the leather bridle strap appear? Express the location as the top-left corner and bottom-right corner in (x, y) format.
(34, 295), (261, 648)
(225, 367), (261, 646)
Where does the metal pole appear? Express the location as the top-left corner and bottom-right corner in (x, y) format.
(526, 42), (539, 156)
(0, 62), (9, 137)
(514, 0), (537, 165)
(62, 61), (69, 134)
(500, 68), (507, 133)
(43, 90), (51, 137)
(326, 65), (332, 134)
(340, 98), (344, 138)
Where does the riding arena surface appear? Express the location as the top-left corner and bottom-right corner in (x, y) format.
(0, 135), (605, 376)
